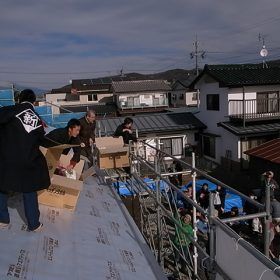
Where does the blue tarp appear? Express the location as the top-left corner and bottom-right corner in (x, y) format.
(180, 179), (243, 212)
(112, 178), (169, 196)
(0, 89), (14, 106)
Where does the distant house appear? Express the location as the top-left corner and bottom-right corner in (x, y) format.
(244, 138), (280, 184)
(97, 112), (205, 162)
(46, 79), (116, 116)
(111, 80), (171, 115)
(170, 78), (198, 108)
(191, 64), (280, 171)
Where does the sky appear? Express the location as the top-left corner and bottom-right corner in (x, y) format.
(0, 0), (280, 90)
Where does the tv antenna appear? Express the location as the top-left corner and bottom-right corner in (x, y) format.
(258, 33), (268, 68)
(190, 36), (206, 76)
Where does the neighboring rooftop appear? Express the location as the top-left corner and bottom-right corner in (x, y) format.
(244, 138), (280, 164)
(190, 63), (280, 88)
(219, 121), (280, 136)
(112, 80), (171, 94)
(98, 112), (206, 136)
(60, 103), (117, 116)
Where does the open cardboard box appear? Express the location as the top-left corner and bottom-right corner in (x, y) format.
(39, 144), (92, 211)
(95, 137), (130, 169)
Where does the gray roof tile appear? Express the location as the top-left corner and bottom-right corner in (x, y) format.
(112, 80), (171, 93)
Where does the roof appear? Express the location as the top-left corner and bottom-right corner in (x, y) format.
(219, 121), (280, 136)
(60, 104), (117, 115)
(112, 80), (171, 93)
(51, 84), (71, 94)
(190, 63), (280, 88)
(244, 138), (280, 164)
(172, 75), (197, 90)
(98, 112), (206, 136)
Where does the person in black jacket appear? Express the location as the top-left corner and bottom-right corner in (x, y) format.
(114, 117), (137, 144)
(42, 119), (81, 170)
(79, 110), (96, 166)
(0, 89), (50, 231)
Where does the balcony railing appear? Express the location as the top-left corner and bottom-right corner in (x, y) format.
(228, 98), (280, 121)
(120, 99), (169, 110)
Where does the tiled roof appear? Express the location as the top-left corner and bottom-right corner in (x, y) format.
(112, 80), (171, 93)
(98, 112), (206, 136)
(191, 64), (280, 88)
(244, 138), (280, 164)
(219, 121), (280, 136)
(71, 80), (111, 92)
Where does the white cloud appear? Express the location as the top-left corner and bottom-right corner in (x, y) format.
(0, 0), (279, 89)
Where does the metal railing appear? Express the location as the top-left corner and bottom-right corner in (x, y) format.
(108, 138), (280, 279)
(228, 98), (280, 121)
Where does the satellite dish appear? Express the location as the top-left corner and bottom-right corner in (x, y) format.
(260, 47), (268, 57)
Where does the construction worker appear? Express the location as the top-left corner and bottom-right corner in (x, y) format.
(0, 89), (50, 231)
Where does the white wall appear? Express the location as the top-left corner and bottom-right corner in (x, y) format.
(117, 92), (168, 108)
(195, 78), (280, 164)
(196, 76), (228, 134)
(171, 90), (198, 107)
(45, 93), (113, 114)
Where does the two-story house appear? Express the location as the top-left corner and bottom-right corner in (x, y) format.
(46, 79), (117, 116)
(97, 111), (205, 163)
(170, 77), (198, 108)
(191, 64), (280, 171)
(112, 80), (171, 115)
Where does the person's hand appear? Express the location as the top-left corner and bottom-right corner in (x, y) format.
(89, 138), (94, 146)
(66, 164), (74, 172)
(81, 142), (86, 148)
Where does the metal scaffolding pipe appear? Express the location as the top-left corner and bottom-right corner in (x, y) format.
(221, 212), (267, 223)
(132, 174), (210, 258)
(141, 141), (264, 210)
(132, 153), (207, 215)
(212, 218), (280, 278)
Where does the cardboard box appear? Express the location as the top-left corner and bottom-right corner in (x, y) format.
(39, 145), (88, 211)
(95, 137), (130, 169)
(38, 175), (83, 211)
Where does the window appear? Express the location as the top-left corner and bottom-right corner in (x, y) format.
(257, 91), (279, 113)
(192, 92), (198, 101)
(88, 94), (98, 101)
(179, 94), (184, 100)
(203, 135), (215, 158)
(206, 94), (219, 111)
(161, 137), (183, 156)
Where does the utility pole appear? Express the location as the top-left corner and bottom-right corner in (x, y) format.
(190, 36), (206, 76)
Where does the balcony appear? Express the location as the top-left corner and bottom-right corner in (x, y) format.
(119, 99), (169, 110)
(228, 98), (280, 122)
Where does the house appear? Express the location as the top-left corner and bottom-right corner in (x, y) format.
(190, 63), (280, 171)
(244, 138), (280, 185)
(46, 79), (116, 116)
(111, 80), (171, 115)
(170, 77), (198, 108)
(97, 112), (206, 163)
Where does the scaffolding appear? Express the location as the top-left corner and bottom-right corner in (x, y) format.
(103, 138), (280, 280)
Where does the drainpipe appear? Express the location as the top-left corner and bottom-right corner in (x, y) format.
(242, 86), (246, 128)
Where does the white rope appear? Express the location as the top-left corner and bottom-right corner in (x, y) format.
(258, 269), (271, 280)
(235, 237), (243, 251)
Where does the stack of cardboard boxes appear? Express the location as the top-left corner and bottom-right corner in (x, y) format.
(39, 145), (91, 211)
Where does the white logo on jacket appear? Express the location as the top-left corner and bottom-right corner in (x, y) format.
(16, 109), (42, 133)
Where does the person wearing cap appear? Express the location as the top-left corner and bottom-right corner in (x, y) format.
(261, 171), (279, 200)
(0, 89), (50, 231)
